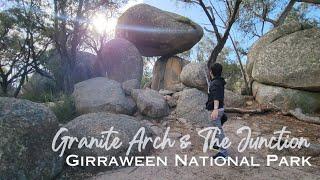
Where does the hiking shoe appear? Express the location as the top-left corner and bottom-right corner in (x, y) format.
(212, 152), (228, 159)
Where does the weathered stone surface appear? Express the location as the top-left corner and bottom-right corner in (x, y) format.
(122, 79), (140, 96)
(131, 89), (169, 118)
(248, 22), (320, 91)
(116, 4), (203, 57)
(0, 97), (62, 179)
(180, 62), (208, 91)
(151, 56), (189, 91)
(63, 112), (152, 171)
(73, 77), (136, 115)
(224, 90), (246, 108)
(247, 22), (303, 81)
(94, 38), (143, 85)
(252, 81), (320, 114)
(175, 88), (210, 126)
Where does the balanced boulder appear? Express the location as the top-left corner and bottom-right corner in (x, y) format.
(63, 112), (152, 171)
(94, 38), (143, 85)
(180, 62), (208, 91)
(73, 77), (136, 115)
(252, 81), (320, 114)
(151, 56), (189, 91)
(248, 22), (320, 92)
(116, 4), (203, 57)
(0, 97), (63, 179)
(131, 89), (169, 118)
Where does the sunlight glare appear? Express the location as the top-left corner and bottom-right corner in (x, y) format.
(92, 13), (117, 34)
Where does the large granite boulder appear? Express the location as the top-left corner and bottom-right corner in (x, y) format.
(115, 4), (203, 57)
(224, 90), (246, 108)
(63, 112), (152, 171)
(151, 56), (189, 91)
(94, 38), (143, 85)
(248, 22), (320, 91)
(0, 97), (63, 179)
(180, 62), (208, 91)
(131, 89), (169, 118)
(175, 88), (210, 126)
(73, 77), (136, 115)
(252, 81), (320, 114)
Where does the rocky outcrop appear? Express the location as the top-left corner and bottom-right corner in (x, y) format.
(175, 88), (210, 126)
(131, 89), (169, 118)
(116, 4), (203, 57)
(63, 112), (152, 171)
(94, 38), (143, 85)
(0, 97), (63, 179)
(248, 22), (320, 92)
(73, 77), (136, 115)
(252, 81), (320, 114)
(180, 62), (208, 91)
(151, 56), (189, 91)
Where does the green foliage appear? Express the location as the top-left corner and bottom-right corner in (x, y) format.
(20, 73), (58, 103)
(51, 95), (77, 124)
(21, 91), (56, 103)
(221, 61), (243, 92)
(142, 57), (156, 88)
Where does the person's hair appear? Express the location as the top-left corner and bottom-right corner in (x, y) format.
(210, 63), (223, 77)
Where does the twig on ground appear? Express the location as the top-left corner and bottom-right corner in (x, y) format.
(224, 107), (276, 114)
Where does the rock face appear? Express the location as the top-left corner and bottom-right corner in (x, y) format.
(0, 97), (62, 179)
(63, 112), (152, 171)
(116, 4), (203, 57)
(252, 81), (320, 114)
(94, 38), (143, 85)
(224, 90), (246, 108)
(151, 56), (189, 91)
(73, 77), (136, 115)
(248, 22), (320, 91)
(122, 79), (140, 96)
(175, 88), (210, 126)
(131, 89), (169, 118)
(180, 62), (208, 91)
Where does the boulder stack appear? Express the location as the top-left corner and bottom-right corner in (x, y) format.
(248, 22), (320, 113)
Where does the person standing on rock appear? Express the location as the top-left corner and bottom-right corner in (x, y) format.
(205, 63), (228, 158)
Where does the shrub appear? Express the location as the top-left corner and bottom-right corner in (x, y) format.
(51, 95), (77, 124)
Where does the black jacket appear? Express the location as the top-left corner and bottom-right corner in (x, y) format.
(206, 76), (226, 110)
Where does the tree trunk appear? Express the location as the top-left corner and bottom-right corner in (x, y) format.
(230, 36), (250, 95)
